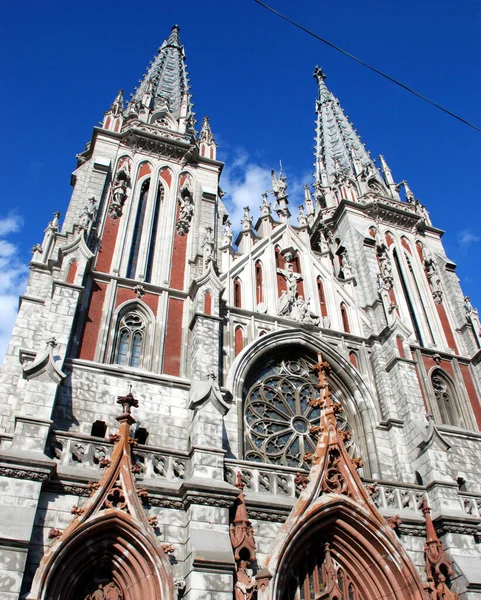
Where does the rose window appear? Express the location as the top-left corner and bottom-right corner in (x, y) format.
(244, 358), (353, 469)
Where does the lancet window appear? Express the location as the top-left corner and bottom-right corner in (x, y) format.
(127, 179), (150, 280)
(244, 356), (354, 469)
(145, 182), (165, 283)
(234, 278), (242, 308)
(114, 312), (145, 367)
(255, 261), (263, 304)
(431, 370), (460, 427)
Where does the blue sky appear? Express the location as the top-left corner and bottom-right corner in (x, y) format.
(1, 0), (480, 357)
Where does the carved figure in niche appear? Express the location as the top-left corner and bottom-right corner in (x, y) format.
(78, 197), (97, 232)
(270, 165), (288, 198)
(338, 247), (352, 279)
(464, 296), (476, 315)
(110, 179), (128, 218)
(104, 582), (123, 600)
(234, 560), (256, 600)
(222, 219), (233, 244)
(176, 183), (194, 235)
(202, 227), (215, 269)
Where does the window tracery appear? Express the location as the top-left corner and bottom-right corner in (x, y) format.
(244, 357), (353, 469)
(114, 312), (145, 368)
(431, 371), (460, 427)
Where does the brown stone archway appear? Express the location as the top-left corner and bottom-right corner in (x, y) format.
(27, 393), (174, 600)
(275, 497), (425, 600)
(40, 512), (171, 600)
(260, 360), (427, 600)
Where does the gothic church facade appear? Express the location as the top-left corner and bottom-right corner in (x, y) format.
(0, 24), (480, 600)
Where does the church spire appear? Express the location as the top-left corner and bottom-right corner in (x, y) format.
(129, 24), (192, 119)
(314, 66), (375, 186)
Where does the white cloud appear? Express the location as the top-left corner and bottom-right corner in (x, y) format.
(219, 150), (312, 237)
(0, 215), (21, 237)
(458, 229), (481, 246)
(0, 215), (29, 363)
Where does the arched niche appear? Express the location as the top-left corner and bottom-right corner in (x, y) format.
(226, 329), (381, 478)
(29, 512), (174, 600)
(270, 497), (425, 600)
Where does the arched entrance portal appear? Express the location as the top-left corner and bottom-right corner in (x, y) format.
(42, 513), (169, 600)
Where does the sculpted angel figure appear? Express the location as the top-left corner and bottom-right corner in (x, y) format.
(270, 166), (288, 197)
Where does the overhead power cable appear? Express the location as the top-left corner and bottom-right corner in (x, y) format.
(252, 0), (481, 134)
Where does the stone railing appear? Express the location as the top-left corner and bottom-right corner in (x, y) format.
(49, 433), (187, 482)
(366, 482), (425, 514)
(225, 460), (426, 515)
(460, 494), (481, 519)
(225, 460), (304, 498)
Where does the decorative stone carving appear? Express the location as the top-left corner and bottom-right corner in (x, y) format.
(21, 337), (66, 384)
(83, 581), (123, 600)
(201, 226), (215, 270)
(199, 115), (215, 145)
(422, 499), (458, 600)
(78, 196), (97, 234)
(234, 560), (257, 600)
(189, 370), (232, 415)
(222, 218), (233, 245)
(133, 284), (145, 299)
(109, 160), (131, 219)
(175, 184), (194, 235)
(230, 472), (257, 600)
(241, 206), (253, 231)
(29, 392), (175, 600)
(270, 165), (288, 198)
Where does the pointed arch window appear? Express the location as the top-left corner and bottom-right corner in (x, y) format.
(340, 303), (350, 333)
(431, 370), (461, 427)
(127, 179), (150, 280)
(317, 277), (328, 318)
(114, 312), (145, 368)
(234, 278), (242, 308)
(145, 181), (165, 283)
(255, 261), (263, 304)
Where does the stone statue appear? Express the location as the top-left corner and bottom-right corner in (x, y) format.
(110, 179), (128, 218)
(176, 188), (194, 235)
(104, 582), (123, 600)
(270, 166), (288, 197)
(234, 560), (256, 600)
(179, 195), (194, 222)
(202, 227), (215, 269)
(78, 197), (97, 232)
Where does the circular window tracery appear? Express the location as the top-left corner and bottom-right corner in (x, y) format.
(244, 357), (353, 469)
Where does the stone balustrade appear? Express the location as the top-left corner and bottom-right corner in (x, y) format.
(460, 494), (481, 518)
(48, 433), (187, 482)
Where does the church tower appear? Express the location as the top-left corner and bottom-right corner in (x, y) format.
(1, 25), (481, 600)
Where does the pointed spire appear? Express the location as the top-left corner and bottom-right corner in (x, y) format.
(229, 472), (256, 563)
(199, 116), (215, 145)
(314, 66), (378, 186)
(422, 499), (458, 599)
(129, 24), (192, 119)
(108, 89), (124, 116)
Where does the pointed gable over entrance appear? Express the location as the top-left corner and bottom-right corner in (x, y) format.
(28, 393), (174, 600)
(259, 359), (427, 600)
